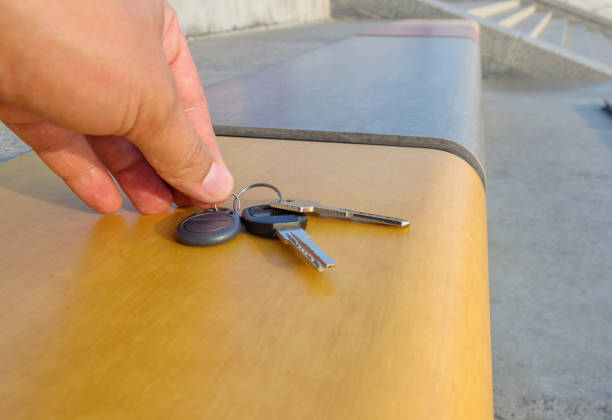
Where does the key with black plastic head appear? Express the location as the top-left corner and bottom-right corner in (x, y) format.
(241, 204), (335, 271)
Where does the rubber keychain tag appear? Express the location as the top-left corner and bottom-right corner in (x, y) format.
(176, 207), (241, 246)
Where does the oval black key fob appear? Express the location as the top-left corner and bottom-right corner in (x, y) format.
(240, 204), (307, 238)
(176, 207), (241, 246)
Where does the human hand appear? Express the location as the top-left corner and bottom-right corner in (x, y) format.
(0, 0), (233, 214)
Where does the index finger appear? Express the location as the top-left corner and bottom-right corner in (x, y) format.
(123, 5), (233, 207)
(162, 5), (222, 162)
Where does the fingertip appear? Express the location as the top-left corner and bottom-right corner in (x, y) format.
(63, 167), (123, 214)
(112, 159), (174, 214)
(90, 194), (123, 214)
(133, 198), (173, 215)
(199, 162), (234, 204)
(192, 200), (215, 211)
(172, 189), (193, 207)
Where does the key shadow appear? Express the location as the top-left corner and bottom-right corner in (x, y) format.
(154, 207), (335, 296)
(154, 206), (201, 244)
(242, 232), (335, 296)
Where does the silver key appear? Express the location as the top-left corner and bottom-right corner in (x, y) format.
(275, 227), (335, 271)
(270, 198), (410, 227)
(241, 204), (335, 271)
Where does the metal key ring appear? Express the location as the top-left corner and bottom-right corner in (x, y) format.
(232, 183), (284, 213)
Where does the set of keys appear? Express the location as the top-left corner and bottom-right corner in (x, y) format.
(176, 183), (409, 271)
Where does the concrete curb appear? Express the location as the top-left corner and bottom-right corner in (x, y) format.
(169, 0), (331, 36)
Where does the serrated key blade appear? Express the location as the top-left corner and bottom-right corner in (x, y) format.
(321, 206), (410, 227)
(272, 198), (319, 213)
(271, 198), (410, 227)
(275, 228), (335, 271)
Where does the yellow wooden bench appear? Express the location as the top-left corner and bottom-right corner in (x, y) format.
(0, 136), (491, 419)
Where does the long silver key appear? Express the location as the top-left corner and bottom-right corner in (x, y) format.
(270, 198), (410, 227)
(241, 204), (335, 271)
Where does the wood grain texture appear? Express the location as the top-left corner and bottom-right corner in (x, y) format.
(0, 137), (491, 419)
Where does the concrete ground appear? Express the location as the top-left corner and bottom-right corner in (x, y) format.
(484, 76), (612, 420)
(1, 19), (611, 420)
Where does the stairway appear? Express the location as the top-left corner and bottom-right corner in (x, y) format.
(331, 0), (612, 79)
(450, 0), (612, 69)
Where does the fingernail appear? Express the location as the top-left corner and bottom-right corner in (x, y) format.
(201, 162), (233, 202)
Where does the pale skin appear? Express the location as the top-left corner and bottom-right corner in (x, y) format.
(0, 0), (234, 214)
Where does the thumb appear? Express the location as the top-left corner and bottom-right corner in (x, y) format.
(125, 86), (233, 206)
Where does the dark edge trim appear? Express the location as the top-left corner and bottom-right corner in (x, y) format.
(360, 22), (480, 44)
(359, 31), (480, 45)
(213, 125), (486, 189)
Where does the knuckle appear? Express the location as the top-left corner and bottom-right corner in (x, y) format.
(126, 82), (178, 142)
(156, 133), (210, 182)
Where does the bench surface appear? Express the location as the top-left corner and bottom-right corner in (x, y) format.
(206, 20), (485, 185)
(0, 137), (492, 419)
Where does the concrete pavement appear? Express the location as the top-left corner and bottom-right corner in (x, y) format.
(484, 75), (612, 420)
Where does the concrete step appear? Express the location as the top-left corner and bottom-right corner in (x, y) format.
(589, 31), (612, 67)
(514, 11), (552, 37)
(331, 0), (612, 79)
(495, 4), (537, 27)
(452, 1), (492, 10)
(483, 6), (521, 24)
(565, 24), (595, 60)
(454, 0), (521, 18)
(538, 18), (568, 46)
(170, 0), (331, 36)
